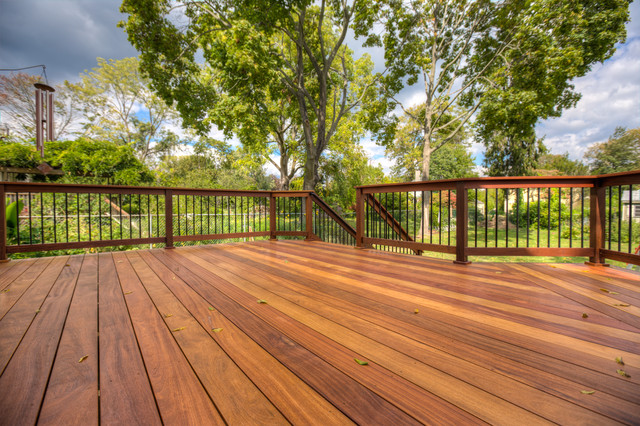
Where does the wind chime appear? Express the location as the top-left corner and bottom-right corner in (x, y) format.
(34, 82), (55, 158)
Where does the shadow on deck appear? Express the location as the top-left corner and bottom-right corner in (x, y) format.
(0, 240), (638, 425)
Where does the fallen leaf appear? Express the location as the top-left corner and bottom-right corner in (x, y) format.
(35, 309), (40, 313)
(78, 355), (89, 363)
(257, 299), (268, 304)
(600, 288), (610, 293)
(212, 328), (223, 333)
(614, 303), (630, 307)
(284, 260), (289, 263)
(172, 327), (186, 332)
(615, 357), (624, 366)
(1, 288), (10, 293)
(124, 291), (133, 295)
(495, 271), (502, 274)
(616, 369), (630, 378)
(208, 306), (215, 311)
(581, 313), (589, 318)
(580, 390), (595, 395)
(354, 358), (369, 365)
(164, 313), (173, 318)
(610, 291), (619, 295)
(65, 264), (70, 267)
(414, 309), (419, 314)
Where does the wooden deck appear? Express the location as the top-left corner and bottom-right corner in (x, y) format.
(0, 241), (639, 425)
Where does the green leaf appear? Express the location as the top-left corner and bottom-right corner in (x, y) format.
(208, 306), (215, 311)
(212, 328), (223, 333)
(257, 299), (268, 304)
(172, 327), (186, 332)
(78, 355), (89, 363)
(614, 303), (630, 307)
(580, 390), (595, 395)
(615, 357), (624, 366)
(354, 358), (369, 365)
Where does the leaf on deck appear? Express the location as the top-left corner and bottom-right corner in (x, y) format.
(613, 303), (630, 307)
(354, 358), (369, 366)
(212, 328), (223, 333)
(164, 313), (173, 318)
(600, 288), (619, 295)
(78, 355), (89, 363)
(581, 313), (589, 318)
(414, 309), (419, 314)
(616, 369), (630, 378)
(124, 291), (133, 295)
(580, 390), (595, 395)
(615, 357), (624, 366)
(208, 306), (215, 311)
(1, 288), (9, 293)
(172, 327), (186, 332)
(257, 299), (268, 304)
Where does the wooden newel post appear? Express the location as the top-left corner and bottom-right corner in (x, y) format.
(269, 192), (277, 240)
(454, 182), (471, 264)
(355, 188), (364, 248)
(587, 180), (607, 266)
(165, 189), (174, 249)
(0, 184), (7, 262)
(305, 193), (314, 240)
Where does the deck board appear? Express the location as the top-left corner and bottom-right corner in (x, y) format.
(0, 240), (639, 425)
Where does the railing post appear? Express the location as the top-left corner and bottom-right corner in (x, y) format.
(454, 182), (470, 264)
(355, 188), (364, 248)
(0, 184), (7, 262)
(165, 189), (174, 249)
(269, 192), (277, 240)
(587, 179), (607, 266)
(305, 193), (314, 240)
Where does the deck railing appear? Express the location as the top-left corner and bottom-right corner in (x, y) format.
(356, 170), (640, 266)
(0, 183), (355, 260)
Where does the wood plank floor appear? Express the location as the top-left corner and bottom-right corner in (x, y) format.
(0, 240), (639, 425)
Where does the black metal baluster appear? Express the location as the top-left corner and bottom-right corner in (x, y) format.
(618, 185), (622, 252)
(629, 185), (633, 253)
(474, 189), (478, 247)
(555, 189), (562, 247)
(447, 190), (451, 246)
(40, 193), (44, 243)
(28, 192), (33, 244)
(515, 188), (519, 247)
(537, 188), (540, 247)
(495, 188), (498, 247)
(569, 187), (573, 248)
(99, 193), (103, 241)
(505, 189), (509, 248)
(526, 188), (530, 248)
(88, 193), (92, 242)
(439, 191), (442, 245)
(547, 188), (551, 248)
(15, 193), (21, 245)
(119, 193), (123, 239)
(156, 195), (160, 238)
(413, 191), (417, 241)
(77, 193), (81, 242)
(485, 189), (488, 248)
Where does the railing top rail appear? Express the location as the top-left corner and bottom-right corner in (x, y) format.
(356, 170), (640, 192)
(0, 181), (314, 196)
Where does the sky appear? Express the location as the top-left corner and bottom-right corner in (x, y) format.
(1, 0), (639, 175)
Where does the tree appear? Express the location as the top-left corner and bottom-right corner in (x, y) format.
(585, 127), (640, 174)
(120, 0), (384, 189)
(68, 57), (183, 164)
(386, 104), (476, 182)
(358, 0), (631, 179)
(477, 0), (631, 176)
(0, 73), (79, 140)
(537, 152), (588, 176)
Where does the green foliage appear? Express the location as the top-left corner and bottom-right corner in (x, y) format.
(5, 199), (24, 241)
(509, 189), (571, 230)
(585, 127), (640, 174)
(120, 0), (386, 189)
(0, 139), (40, 168)
(477, 0), (631, 176)
(537, 152), (589, 176)
(68, 57), (183, 164)
(44, 139), (154, 185)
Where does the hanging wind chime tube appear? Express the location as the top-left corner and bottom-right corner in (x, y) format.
(34, 82), (55, 158)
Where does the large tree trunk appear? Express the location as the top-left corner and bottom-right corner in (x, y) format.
(418, 131), (433, 241)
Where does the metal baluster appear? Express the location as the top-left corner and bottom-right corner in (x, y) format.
(515, 188), (519, 247)
(474, 189), (478, 248)
(569, 187), (573, 248)
(526, 188), (530, 248)
(558, 188), (562, 248)
(547, 188), (551, 248)
(53, 193), (57, 243)
(618, 185), (622, 252)
(485, 189), (488, 248)
(629, 185), (633, 253)
(505, 189), (509, 248)
(537, 188), (540, 247)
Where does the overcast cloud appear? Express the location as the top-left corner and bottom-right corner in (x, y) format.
(1, 0), (638, 174)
